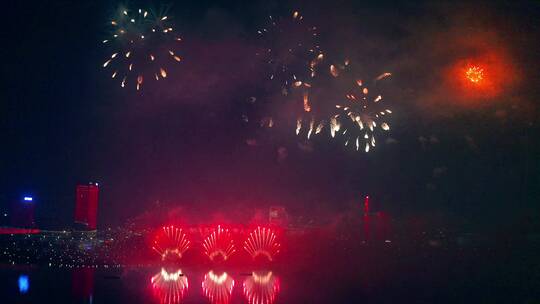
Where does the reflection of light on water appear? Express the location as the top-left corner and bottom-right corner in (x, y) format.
(202, 270), (234, 304)
(18, 275), (29, 294)
(151, 268), (188, 304)
(243, 271), (280, 304)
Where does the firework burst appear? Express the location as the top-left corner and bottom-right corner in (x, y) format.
(257, 11), (323, 96)
(202, 225), (236, 262)
(245, 11), (323, 131)
(152, 225), (190, 261)
(293, 59), (346, 140)
(243, 271), (280, 304)
(294, 59), (393, 152)
(102, 6), (182, 90)
(202, 270), (235, 304)
(332, 71), (393, 152)
(243, 227), (280, 261)
(151, 268), (188, 304)
(465, 65), (484, 84)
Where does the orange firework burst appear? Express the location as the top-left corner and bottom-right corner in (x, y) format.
(465, 66), (484, 84)
(447, 49), (519, 104)
(152, 225), (191, 261)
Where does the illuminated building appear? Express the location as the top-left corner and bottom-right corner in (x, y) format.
(11, 195), (36, 228)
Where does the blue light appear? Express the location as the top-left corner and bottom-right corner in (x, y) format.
(18, 275), (29, 294)
(23, 196), (33, 202)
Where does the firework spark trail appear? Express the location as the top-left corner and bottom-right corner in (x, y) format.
(152, 225), (191, 261)
(292, 58), (347, 139)
(202, 225), (237, 262)
(375, 72), (392, 81)
(151, 268), (188, 304)
(243, 227), (280, 261)
(243, 271), (280, 304)
(202, 271), (235, 304)
(102, 7), (182, 91)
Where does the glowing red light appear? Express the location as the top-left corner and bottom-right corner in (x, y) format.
(364, 195), (370, 215)
(244, 227), (280, 261)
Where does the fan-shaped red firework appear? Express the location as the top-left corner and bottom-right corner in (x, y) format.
(243, 227), (281, 261)
(202, 270), (235, 304)
(151, 268), (188, 304)
(152, 225), (190, 261)
(243, 271), (280, 304)
(202, 225), (236, 262)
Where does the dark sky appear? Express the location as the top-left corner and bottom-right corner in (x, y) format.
(1, 0), (539, 229)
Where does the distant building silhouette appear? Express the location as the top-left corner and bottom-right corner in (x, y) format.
(11, 197), (35, 228)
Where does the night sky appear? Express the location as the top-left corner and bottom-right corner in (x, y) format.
(1, 0), (539, 229)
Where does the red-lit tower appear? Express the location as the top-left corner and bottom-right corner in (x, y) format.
(362, 195), (371, 241)
(363, 196), (370, 216)
(74, 184), (99, 230)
